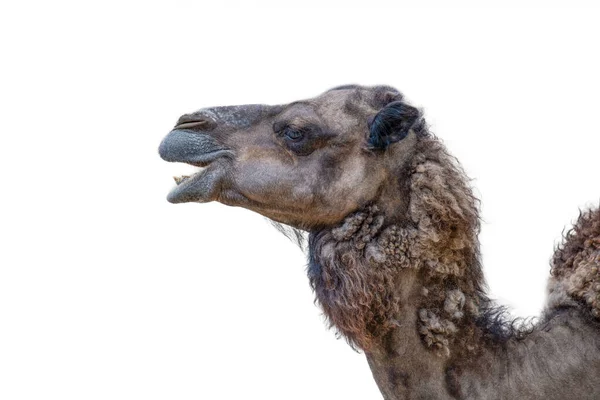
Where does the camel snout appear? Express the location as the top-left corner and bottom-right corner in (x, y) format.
(158, 129), (233, 166)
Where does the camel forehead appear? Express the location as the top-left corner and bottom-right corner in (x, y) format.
(311, 86), (396, 120)
(281, 88), (378, 132)
(312, 89), (352, 107)
(310, 87), (372, 111)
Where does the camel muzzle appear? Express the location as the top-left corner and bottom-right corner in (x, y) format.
(158, 128), (233, 166)
(159, 128), (233, 204)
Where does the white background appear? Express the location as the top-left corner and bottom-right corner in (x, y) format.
(1, 2), (600, 399)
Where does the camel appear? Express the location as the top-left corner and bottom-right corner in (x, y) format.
(159, 85), (600, 399)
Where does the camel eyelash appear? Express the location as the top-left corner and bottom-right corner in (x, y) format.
(275, 123), (316, 140)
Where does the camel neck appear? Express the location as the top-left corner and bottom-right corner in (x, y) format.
(306, 205), (487, 398)
(307, 204), (484, 352)
(364, 322), (455, 400)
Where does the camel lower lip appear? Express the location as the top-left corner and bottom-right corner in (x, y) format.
(167, 166), (223, 204)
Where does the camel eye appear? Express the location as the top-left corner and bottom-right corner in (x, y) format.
(276, 123), (327, 156)
(284, 128), (304, 142)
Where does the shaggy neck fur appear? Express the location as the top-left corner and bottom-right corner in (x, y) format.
(308, 137), (484, 354)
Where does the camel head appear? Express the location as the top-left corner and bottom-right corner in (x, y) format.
(159, 85), (426, 230)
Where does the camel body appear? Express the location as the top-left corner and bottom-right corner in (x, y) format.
(160, 85), (600, 399)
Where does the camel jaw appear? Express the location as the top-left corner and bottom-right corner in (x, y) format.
(159, 129), (233, 203)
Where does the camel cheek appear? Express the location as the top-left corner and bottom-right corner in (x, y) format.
(325, 158), (383, 211)
(233, 160), (313, 205)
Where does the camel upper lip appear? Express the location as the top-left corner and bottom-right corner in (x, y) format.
(158, 129), (233, 165)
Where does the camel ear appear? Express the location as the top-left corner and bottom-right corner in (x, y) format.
(368, 101), (420, 149)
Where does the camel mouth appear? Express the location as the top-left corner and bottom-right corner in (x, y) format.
(159, 129), (233, 204)
(165, 156), (232, 204)
(173, 166), (206, 186)
(167, 165), (218, 203)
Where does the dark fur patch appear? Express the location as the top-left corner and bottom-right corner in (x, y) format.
(445, 365), (463, 398)
(388, 368), (409, 390)
(476, 302), (536, 343)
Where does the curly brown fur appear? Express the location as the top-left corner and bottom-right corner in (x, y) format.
(308, 206), (401, 350)
(308, 137), (487, 355)
(549, 208), (600, 317)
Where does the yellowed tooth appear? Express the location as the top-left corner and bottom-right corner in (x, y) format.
(173, 175), (190, 185)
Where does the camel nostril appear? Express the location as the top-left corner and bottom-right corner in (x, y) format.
(174, 120), (209, 130)
(174, 115), (217, 131)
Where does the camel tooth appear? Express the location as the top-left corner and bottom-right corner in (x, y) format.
(173, 175), (190, 185)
